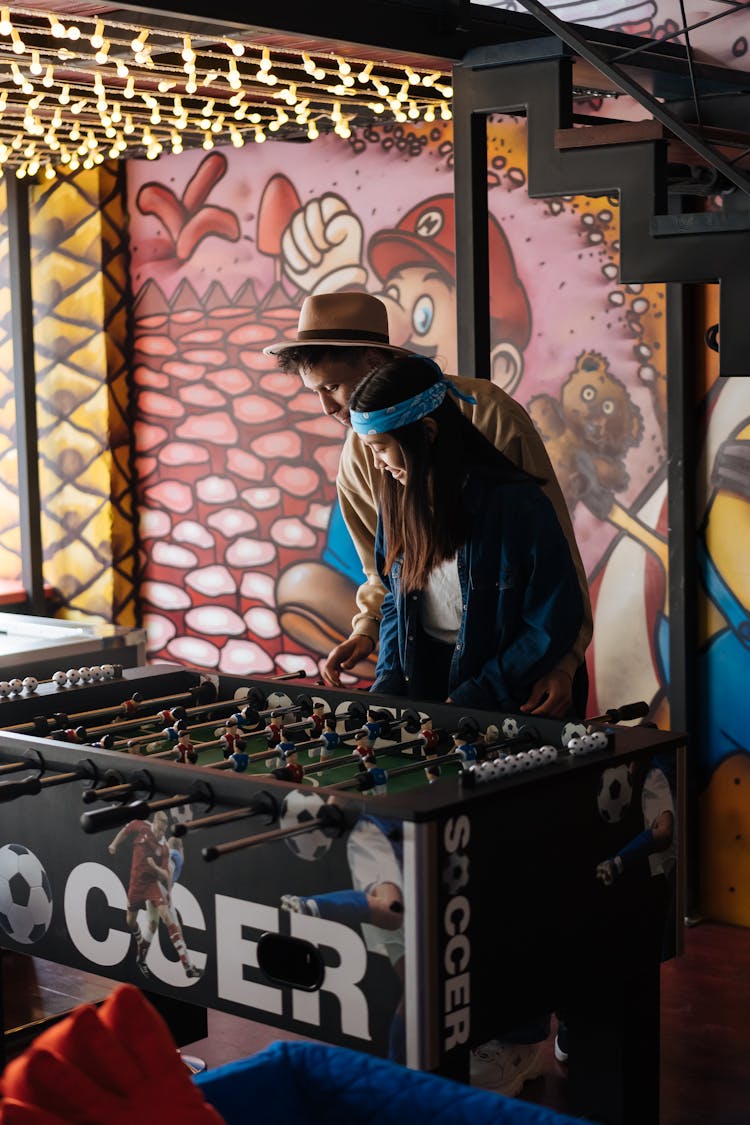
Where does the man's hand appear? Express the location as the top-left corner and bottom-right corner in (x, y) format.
(519, 669), (573, 717)
(322, 634), (375, 686)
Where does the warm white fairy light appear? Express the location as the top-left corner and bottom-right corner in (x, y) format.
(181, 35), (195, 65)
(90, 20), (105, 49)
(0, 9), (453, 170)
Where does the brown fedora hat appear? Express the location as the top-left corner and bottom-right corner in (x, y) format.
(263, 292), (411, 356)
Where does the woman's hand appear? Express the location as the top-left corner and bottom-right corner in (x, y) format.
(322, 633), (375, 686)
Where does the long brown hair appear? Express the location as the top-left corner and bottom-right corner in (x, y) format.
(350, 357), (515, 592)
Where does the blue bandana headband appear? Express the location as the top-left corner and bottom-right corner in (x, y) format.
(350, 360), (478, 436)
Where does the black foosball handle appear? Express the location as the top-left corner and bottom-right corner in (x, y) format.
(589, 700), (649, 724)
(0, 775), (42, 802)
(80, 798), (151, 832)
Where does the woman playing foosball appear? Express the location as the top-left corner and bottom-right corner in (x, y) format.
(348, 355), (583, 712)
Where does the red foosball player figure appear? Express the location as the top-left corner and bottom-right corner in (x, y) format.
(120, 693), (143, 716)
(418, 717), (440, 756)
(357, 756), (388, 795)
(310, 701), (326, 736)
(220, 717), (245, 759)
(156, 706), (187, 726)
(352, 729), (375, 768)
(264, 710), (285, 767)
(174, 729), (197, 765)
(272, 742), (305, 784)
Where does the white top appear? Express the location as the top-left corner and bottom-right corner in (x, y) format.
(420, 555), (462, 643)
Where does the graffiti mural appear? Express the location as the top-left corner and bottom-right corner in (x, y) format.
(127, 118), (667, 717)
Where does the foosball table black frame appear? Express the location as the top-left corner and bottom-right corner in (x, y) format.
(0, 664), (687, 1125)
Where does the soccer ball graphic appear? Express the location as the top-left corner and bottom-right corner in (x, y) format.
(596, 765), (634, 824)
(501, 717), (520, 739)
(0, 844), (53, 944)
(561, 721), (586, 748)
(279, 790), (333, 861)
(266, 691), (293, 712)
(170, 804), (194, 829)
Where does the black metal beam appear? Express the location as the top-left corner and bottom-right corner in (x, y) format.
(512, 0), (750, 197)
(453, 87), (491, 379)
(108, 0), (542, 61)
(6, 176), (45, 614)
(665, 281), (699, 914)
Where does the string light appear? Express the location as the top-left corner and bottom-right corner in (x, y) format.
(0, 7), (454, 168)
(90, 20), (105, 49)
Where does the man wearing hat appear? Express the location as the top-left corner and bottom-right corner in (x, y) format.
(266, 290), (592, 719)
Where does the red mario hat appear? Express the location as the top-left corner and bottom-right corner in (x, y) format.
(368, 195), (531, 352)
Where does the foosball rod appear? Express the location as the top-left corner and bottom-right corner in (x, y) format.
(202, 802), (347, 861)
(3, 683), (218, 735)
(172, 791), (278, 836)
(323, 748), (460, 791)
(80, 781), (214, 833)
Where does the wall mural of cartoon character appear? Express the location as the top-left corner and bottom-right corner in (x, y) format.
(694, 376), (750, 925)
(127, 118), (666, 720)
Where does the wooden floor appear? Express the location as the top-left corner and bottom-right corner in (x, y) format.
(3, 920), (749, 1123)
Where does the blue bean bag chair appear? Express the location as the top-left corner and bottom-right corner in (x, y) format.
(195, 1040), (584, 1125)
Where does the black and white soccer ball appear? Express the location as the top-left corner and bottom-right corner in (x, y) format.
(170, 804), (194, 829)
(501, 717), (520, 739)
(279, 789), (333, 861)
(596, 765), (634, 824)
(561, 721), (586, 748)
(266, 690), (293, 712)
(0, 844), (53, 944)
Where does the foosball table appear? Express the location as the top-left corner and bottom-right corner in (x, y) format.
(0, 663), (686, 1125)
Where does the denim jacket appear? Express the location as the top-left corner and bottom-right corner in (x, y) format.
(371, 465), (584, 711)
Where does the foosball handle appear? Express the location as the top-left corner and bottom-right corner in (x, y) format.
(598, 701), (649, 724)
(0, 775), (42, 802)
(80, 798), (150, 833)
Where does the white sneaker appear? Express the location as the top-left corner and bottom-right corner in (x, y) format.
(470, 1040), (545, 1097)
(279, 894), (320, 916)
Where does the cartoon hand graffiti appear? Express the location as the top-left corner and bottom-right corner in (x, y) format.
(136, 151), (240, 262)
